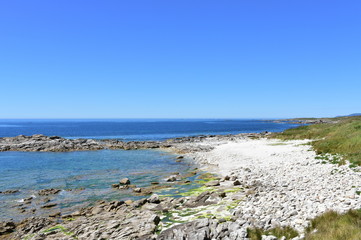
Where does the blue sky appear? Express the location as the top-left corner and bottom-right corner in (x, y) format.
(0, 1), (360, 118)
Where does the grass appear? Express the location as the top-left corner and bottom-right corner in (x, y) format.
(304, 210), (361, 240)
(273, 116), (361, 165)
(247, 226), (299, 240)
(42, 225), (77, 239)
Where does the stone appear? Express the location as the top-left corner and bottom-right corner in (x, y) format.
(133, 188), (142, 193)
(38, 188), (61, 196)
(1, 190), (19, 195)
(0, 221), (16, 235)
(120, 178), (130, 185)
(124, 200), (133, 206)
(148, 194), (160, 204)
(205, 180), (220, 186)
(151, 215), (161, 225)
(48, 211), (61, 218)
(166, 175), (178, 182)
(41, 203), (57, 208)
(233, 180), (241, 186)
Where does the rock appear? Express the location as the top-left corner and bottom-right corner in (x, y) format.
(112, 184), (120, 188)
(133, 198), (147, 208)
(218, 192), (227, 198)
(166, 175), (178, 182)
(151, 182), (159, 185)
(120, 178), (130, 185)
(41, 203), (57, 208)
(205, 180), (220, 186)
(0, 221), (16, 235)
(233, 180), (241, 186)
(119, 185), (130, 190)
(230, 176), (238, 181)
(1, 190), (19, 194)
(176, 156), (184, 159)
(151, 215), (161, 225)
(38, 188), (61, 196)
(261, 235), (277, 240)
(92, 206), (105, 214)
(148, 194), (160, 204)
(124, 200), (133, 206)
(48, 211), (61, 218)
(133, 188), (142, 193)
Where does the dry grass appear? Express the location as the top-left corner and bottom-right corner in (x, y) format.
(273, 116), (361, 165)
(304, 210), (361, 240)
(247, 226), (298, 240)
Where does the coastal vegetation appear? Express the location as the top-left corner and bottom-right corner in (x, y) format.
(247, 226), (299, 240)
(304, 210), (361, 240)
(274, 116), (361, 166)
(270, 116), (361, 240)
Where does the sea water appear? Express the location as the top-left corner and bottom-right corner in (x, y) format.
(0, 119), (300, 220)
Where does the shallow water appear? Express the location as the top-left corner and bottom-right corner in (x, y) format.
(0, 149), (196, 221)
(0, 119), (301, 221)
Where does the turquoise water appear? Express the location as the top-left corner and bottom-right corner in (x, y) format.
(0, 150), (196, 220)
(0, 119), (301, 221)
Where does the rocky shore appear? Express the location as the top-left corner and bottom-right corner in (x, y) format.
(1, 133), (361, 239)
(0, 133), (265, 152)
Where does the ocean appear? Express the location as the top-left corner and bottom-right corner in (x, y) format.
(0, 119), (300, 220)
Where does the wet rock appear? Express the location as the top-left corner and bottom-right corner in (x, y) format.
(0, 221), (16, 235)
(165, 175), (178, 182)
(133, 187), (142, 193)
(1, 189), (19, 194)
(124, 200), (133, 206)
(41, 203), (57, 208)
(111, 183), (120, 188)
(119, 185), (130, 190)
(48, 211), (61, 218)
(38, 188), (61, 196)
(120, 178), (130, 185)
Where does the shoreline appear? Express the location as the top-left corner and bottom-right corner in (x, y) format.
(1, 133), (361, 239)
(0, 132), (267, 152)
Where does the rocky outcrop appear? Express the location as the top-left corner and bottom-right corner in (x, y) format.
(0, 134), (103, 152)
(158, 218), (247, 240)
(0, 133), (263, 152)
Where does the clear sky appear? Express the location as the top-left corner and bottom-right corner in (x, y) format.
(0, 1), (360, 119)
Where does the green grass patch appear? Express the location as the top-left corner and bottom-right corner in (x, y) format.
(273, 116), (361, 165)
(42, 225), (76, 238)
(224, 187), (243, 193)
(178, 186), (216, 197)
(304, 210), (361, 240)
(247, 226), (298, 240)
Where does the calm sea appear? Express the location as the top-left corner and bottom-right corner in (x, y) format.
(0, 119), (299, 140)
(0, 119), (300, 220)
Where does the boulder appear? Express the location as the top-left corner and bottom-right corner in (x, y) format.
(120, 178), (130, 185)
(147, 194), (160, 204)
(205, 180), (220, 187)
